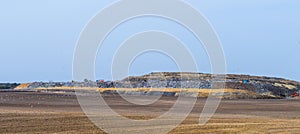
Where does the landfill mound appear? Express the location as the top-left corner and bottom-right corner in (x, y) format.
(114, 72), (300, 98)
(15, 72), (300, 99)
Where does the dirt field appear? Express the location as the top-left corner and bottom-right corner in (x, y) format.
(1, 91), (300, 134)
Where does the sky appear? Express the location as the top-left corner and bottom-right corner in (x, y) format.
(0, 0), (299, 83)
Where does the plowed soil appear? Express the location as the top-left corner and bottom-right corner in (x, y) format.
(1, 91), (300, 133)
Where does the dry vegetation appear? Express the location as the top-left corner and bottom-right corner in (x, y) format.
(14, 83), (30, 89)
(15, 85), (259, 99)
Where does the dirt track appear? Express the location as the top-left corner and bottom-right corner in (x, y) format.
(1, 91), (300, 133)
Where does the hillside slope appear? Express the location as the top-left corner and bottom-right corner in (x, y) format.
(114, 72), (300, 98)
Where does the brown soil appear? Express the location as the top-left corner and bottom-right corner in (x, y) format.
(1, 91), (300, 133)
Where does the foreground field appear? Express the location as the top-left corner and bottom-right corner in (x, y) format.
(1, 91), (300, 133)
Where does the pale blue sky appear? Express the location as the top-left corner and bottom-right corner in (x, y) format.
(0, 0), (299, 82)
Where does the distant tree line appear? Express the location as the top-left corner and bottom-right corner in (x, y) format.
(0, 83), (20, 89)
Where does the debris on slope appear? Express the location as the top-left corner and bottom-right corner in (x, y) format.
(115, 72), (300, 98)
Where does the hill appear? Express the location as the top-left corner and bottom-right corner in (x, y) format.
(15, 72), (300, 99)
(111, 72), (300, 99)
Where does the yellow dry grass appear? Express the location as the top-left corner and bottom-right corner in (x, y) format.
(14, 83), (31, 89)
(274, 83), (297, 90)
(28, 87), (255, 98)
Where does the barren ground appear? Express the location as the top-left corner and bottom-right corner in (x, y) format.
(1, 91), (300, 133)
